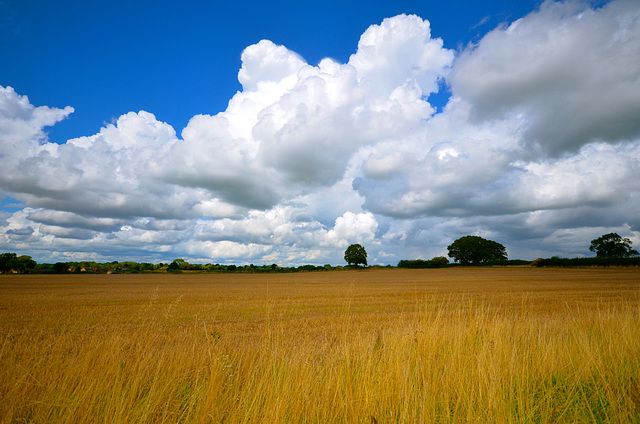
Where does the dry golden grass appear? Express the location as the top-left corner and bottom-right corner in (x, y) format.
(1, 268), (639, 423)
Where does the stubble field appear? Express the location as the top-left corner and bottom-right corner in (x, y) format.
(1, 268), (639, 423)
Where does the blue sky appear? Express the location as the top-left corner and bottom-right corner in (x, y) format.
(2, 0), (540, 144)
(1, 0), (639, 265)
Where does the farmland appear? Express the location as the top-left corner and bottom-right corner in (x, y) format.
(1, 268), (639, 423)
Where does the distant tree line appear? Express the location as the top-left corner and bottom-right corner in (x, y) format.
(1, 232), (637, 274)
(166, 259), (338, 273)
(397, 232), (639, 268)
(532, 257), (640, 267)
(531, 233), (639, 267)
(397, 257), (450, 268)
(0, 256), (349, 274)
(0, 253), (36, 273)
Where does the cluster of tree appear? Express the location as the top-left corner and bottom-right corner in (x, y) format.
(396, 232), (638, 268)
(532, 256), (640, 267)
(528, 233), (640, 267)
(397, 257), (449, 268)
(396, 235), (510, 268)
(446, 236), (508, 265)
(44, 261), (160, 273)
(532, 233), (640, 267)
(589, 233), (638, 258)
(166, 259), (337, 273)
(0, 253), (36, 273)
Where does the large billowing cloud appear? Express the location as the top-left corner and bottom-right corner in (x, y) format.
(162, 15), (453, 208)
(353, 0), (640, 237)
(450, 0), (640, 155)
(1, 2), (639, 264)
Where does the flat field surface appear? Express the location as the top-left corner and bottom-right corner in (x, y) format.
(1, 268), (639, 423)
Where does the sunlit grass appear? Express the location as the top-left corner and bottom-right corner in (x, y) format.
(1, 268), (639, 423)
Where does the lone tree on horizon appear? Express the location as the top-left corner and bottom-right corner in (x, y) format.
(447, 235), (507, 265)
(344, 244), (368, 268)
(589, 233), (639, 258)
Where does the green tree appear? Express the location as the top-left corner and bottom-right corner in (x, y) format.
(429, 256), (449, 267)
(167, 259), (183, 271)
(447, 235), (507, 265)
(344, 244), (368, 267)
(0, 253), (37, 273)
(589, 233), (639, 258)
(0, 252), (18, 273)
(53, 262), (69, 273)
(17, 255), (36, 271)
(397, 256), (449, 269)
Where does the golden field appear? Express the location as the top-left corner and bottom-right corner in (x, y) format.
(1, 268), (639, 423)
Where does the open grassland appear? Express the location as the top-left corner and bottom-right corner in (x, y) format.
(1, 268), (639, 423)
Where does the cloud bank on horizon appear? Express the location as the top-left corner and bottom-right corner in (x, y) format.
(1, 0), (640, 265)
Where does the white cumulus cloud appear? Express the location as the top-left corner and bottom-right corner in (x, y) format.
(450, 0), (640, 155)
(1, 3), (640, 264)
